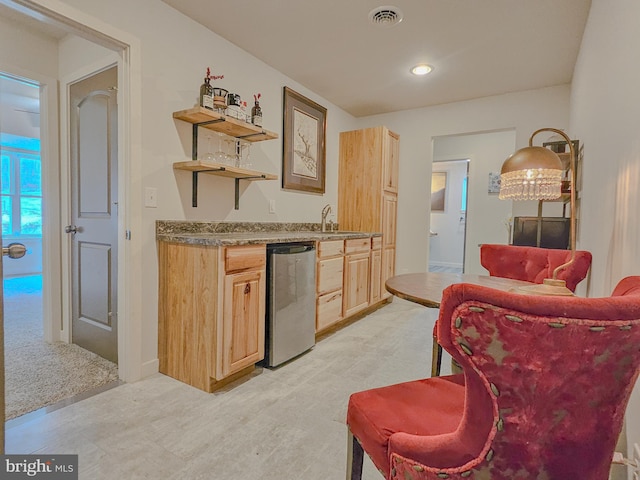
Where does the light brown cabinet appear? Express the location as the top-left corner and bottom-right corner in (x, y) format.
(316, 240), (344, 332)
(370, 237), (382, 304)
(343, 238), (371, 317)
(222, 245), (266, 377)
(158, 241), (266, 392)
(383, 129), (400, 194)
(381, 192), (397, 299)
(339, 126), (399, 302)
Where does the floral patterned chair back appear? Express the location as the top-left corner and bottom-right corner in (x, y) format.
(480, 243), (592, 292)
(347, 276), (640, 480)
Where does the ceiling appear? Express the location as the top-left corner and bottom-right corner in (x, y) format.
(162, 0), (592, 117)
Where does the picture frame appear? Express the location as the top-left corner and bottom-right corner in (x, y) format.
(430, 171), (447, 212)
(488, 172), (501, 194)
(282, 86), (327, 193)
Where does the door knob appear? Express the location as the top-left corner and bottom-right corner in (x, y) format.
(65, 225), (78, 235)
(2, 242), (27, 259)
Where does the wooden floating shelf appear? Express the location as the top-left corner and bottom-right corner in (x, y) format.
(173, 160), (278, 180)
(173, 161), (278, 210)
(173, 107), (278, 142)
(172, 107), (279, 209)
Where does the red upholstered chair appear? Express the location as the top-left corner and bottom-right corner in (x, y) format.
(429, 243), (593, 377)
(346, 276), (640, 480)
(480, 244), (592, 292)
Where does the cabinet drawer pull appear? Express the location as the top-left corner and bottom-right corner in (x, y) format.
(244, 283), (251, 294)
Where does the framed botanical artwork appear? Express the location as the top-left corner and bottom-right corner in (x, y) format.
(430, 171), (447, 212)
(282, 86), (327, 193)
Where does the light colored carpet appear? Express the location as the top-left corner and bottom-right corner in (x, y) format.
(4, 275), (119, 420)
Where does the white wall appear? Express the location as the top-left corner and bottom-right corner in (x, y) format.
(17, 0), (570, 380)
(0, 15), (58, 79)
(43, 0), (359, 374)
(569, 0), (640, 463)
(433, 131), (516, 273)
(58, 34), (115, 76)
(356, 85), (571, 275)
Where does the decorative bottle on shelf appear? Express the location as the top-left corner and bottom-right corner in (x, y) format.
(251, 93), (263, 127)
(199, 68), (214, 110)
(241, 101), (248, 122)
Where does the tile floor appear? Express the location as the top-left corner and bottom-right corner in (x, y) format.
(6, 299), (448, 479)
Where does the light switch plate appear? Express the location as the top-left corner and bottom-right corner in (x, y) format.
(269, 199), (276, 214)
(145, 187), (157, 208)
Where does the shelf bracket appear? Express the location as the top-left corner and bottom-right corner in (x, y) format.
(234, 175), (267, 210)
(191, 168), (226, 207)
(191, 119), (227, 160)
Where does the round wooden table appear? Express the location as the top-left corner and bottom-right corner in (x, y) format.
(385, 272), (535, 376)
(385, 272), (535, 308)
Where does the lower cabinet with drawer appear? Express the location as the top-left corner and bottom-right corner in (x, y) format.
(343, 238), (371, 318)
(316, 239), (344, 332)
(315, 236), (390, 335)
(158, 241), (266, 392)
(222, 245), (266, 378)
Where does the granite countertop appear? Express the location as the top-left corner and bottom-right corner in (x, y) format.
(156, 221), (381, 246)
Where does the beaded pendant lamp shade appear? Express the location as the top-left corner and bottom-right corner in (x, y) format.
(499, 128), (577, 296)
(499, 146), (563, 201)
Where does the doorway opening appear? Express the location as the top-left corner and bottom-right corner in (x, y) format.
(1, 72), (119, 423)
(428, 159), (469, 274)
(430, 130), (516, 274)
(0, 0), (141, 448)
(0, 73), (43, 290)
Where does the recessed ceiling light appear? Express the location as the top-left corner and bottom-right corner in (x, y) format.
(411, 64), (433, 76)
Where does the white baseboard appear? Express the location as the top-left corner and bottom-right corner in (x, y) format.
(140, 358), (159, 379)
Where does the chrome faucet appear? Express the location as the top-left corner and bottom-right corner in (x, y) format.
(321, 204), (332, 232)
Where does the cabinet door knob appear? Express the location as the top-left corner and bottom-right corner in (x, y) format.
(244, 283), (251, 294)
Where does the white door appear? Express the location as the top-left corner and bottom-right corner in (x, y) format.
(68, 66), (118, 363)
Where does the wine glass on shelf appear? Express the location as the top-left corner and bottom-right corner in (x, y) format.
(212, 132), (227, 165)
(202, 134), (215, 163)
(224, 138), (240, 167)
(240, 142), (253, 170)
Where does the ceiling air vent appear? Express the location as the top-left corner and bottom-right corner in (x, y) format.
(369, 6), (403, 27)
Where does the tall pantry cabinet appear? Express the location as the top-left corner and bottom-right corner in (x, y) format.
(338, 126), (399, 301)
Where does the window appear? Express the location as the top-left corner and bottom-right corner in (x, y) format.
(461, 176), (468, 213)
(1, 146), (42, 236)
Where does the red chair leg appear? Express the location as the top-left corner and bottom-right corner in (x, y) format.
(346, 431), (364, 480)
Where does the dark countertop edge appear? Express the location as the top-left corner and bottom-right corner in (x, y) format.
(156, 231), (381, 246)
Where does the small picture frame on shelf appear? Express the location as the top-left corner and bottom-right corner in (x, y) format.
(282, 86), (327, 194)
